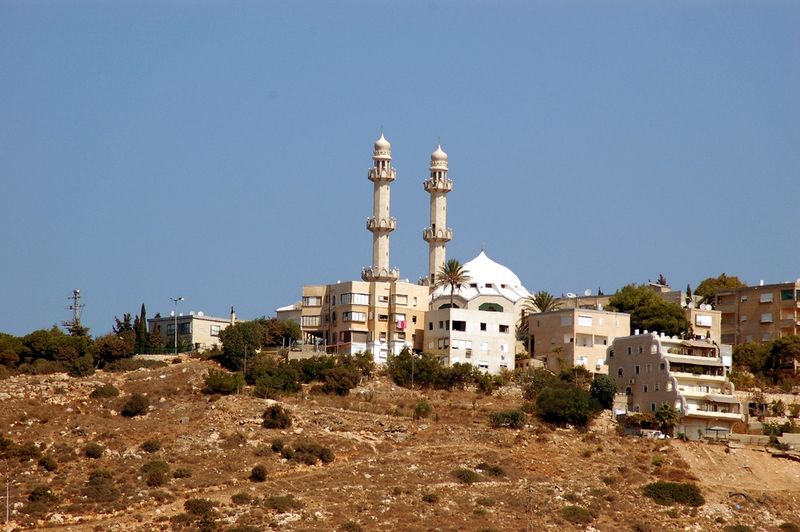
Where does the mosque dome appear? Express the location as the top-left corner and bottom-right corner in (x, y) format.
(431, 251), (530, 304)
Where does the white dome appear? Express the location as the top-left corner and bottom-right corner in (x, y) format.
(431, 143), (447, 161)
(431, 251), (530, 304)
(374, 133), (391, 153)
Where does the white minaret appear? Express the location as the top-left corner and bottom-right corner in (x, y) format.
(362, 133), (399, 282)
(423, 143), (453, 286)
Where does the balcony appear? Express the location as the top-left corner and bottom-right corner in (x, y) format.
(423, 177), (453, 193)
(361, 266), (399, 282)
(366, 217), (396, 232)
(671, 371), (726, 382)
(422, 226), (453, 243)
(685, 410), (743, 421)
(368, 167), (396, 182)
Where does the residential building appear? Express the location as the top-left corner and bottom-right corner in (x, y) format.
(276, 302), (302, 324)
(648, 283), (722, 344)
(713, 280), (800, 345)
(608, 333), (744, 440)
(529, 308), (630, 374)
(148, 310), (234, 352)
(425, 251), (529, 373)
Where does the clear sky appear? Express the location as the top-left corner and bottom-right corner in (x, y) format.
(1, 1), (798, 337)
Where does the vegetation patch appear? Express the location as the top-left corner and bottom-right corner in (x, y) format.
(488, 409), (526, 429)
(89, 383), (120, 399)
(643, 481), (705, 507)
(250, 464), (268, 482)
(562, 505), (593, 524)
(83, 442), (104, 459)
(262, 405), (292, 429)
(202, 368), (244, 395)
(140, 439), (162, 453)
(451, 467), (480, 485)
(121, 393), (150, 417)
(264, 493), (303, 512)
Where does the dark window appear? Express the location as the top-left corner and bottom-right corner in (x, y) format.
(452, 320), (466, 332)
(499, 325), (509, 333)
(480, 322), (487, 331)
(428, 322), (433, 331)
(635, 365), (640, 375)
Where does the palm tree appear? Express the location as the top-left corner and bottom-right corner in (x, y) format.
(434, 259), (471, 309)
(653, 403), (681, 436)
(524, 291), (562, 314)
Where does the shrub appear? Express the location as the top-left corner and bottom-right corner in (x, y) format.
(451, 467), (480, 485)
(476, 496), (495, 507)
(173, 468), (192, 479)
(422, 492), (439, 503)
(280, 446), (295, 460)
(250, 464), (268, 482)
(83, 442), (104, 459)
(414, 400), (432, 420)
(121, 393), (150, 417)
(589, 373), (617, 409)
(536, 382), (602, 428)
(262, 405), (292, 429)
(140, 439), (161, 453)
(184, 498), (216, 518)
(488, 409), (526, 429)
(29, 485), (57, 503)
(16, 441), (43, 461)
(203, 368), (244, 395)
(89, 383), (120, 399)
(83, 469), (119, 502)
(38, 454), (58, 472)
(69, 354), (95, 377)
(141, 460), (170, 474)
(643, 481), (705, 506)
(231, 492), (252, 505)
(321, 365), (360, 396)
(264, 493), (303, 512)
(779, 523), (800, 532)
(271, 438), (285, 452)
(521, 368), (558, 400)
(291, 440), (335, 465)
(651, 455), (664, 467)
(342, 522), (364, 532)
(562, 505), (593, 524)
(475, 462), (505, 477)
(146, 470), (169, 487)
(318, 446), (335, 464)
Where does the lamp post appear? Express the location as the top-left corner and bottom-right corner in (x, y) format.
(170, 296), (184, 355)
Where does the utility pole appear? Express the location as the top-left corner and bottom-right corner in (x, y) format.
(170, 296), (184, 355)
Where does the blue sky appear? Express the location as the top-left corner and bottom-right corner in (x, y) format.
(1, 1), (798, 337)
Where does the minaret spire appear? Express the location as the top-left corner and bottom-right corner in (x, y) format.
(423, 142), (453, 287)
(362, 133), (399, 282)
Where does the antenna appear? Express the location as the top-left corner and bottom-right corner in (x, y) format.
(62, 289), (85, 334)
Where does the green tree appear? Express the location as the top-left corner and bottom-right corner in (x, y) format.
(0, 333), (22, 367)
(93, 333), (135, 367)
(535, 382), (602, 428)
(653, 403), (681, 435)
(695, 273), (747, 304)
(134, 304), (148, 353)
(589, 374), (617, 409)
(434, 259), (471, 308)
(733, 342), (770, 375)
(765, 336), (800, 381)
(607, 284), (689, 337)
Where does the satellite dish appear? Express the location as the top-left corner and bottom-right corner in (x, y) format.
(566, 292), (577, 298)
(584, 289), (591, 297)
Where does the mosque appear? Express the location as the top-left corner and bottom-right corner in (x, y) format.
(282, 133), (531, 374)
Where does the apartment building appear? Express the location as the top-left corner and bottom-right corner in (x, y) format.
(608, 333), (743, 440)
(529, 308), (630, 374)
(713, 280), (800, 345)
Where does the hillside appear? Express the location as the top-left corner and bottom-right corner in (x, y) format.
(1, 357), (799, 531)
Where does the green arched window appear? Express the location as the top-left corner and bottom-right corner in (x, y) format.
(478, 303), (504, 312)
(438, 303), (459, 309)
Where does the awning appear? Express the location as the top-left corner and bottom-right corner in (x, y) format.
(706, 394), (741, 404)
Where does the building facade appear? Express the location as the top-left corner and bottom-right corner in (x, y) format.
(424, 251), (530, 374)
(608, 333), (743, 440)
(148, 311), (234, 352)
(713, 281), (800, 345)
(529, 308), (630, 374)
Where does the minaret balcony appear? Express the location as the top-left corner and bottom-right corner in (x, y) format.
(367, 217), (396, 232)
(361, 266), (400, 282)
(423, 227), (452, 242)
(368, 168), (396, 183)
(423, 177), (452, 193)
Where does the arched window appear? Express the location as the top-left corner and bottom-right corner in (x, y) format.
(478, 303), (504, 312)
(438, 303), (459, 309)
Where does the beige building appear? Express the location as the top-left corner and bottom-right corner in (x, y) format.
(713, 280), (800, 345)
(148, 310), (234, 352)
(425, 251), (530, 373)
(608, 333), (743, 440)
(529, 308), (630, 374)
(647, 283), (722, 344)
(276, 302), (301, 324)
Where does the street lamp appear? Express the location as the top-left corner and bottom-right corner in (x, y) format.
(170, 296), (184, 355)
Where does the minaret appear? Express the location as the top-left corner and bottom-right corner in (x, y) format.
(423, 143), (453, 286)
(362, 133), (399, 282)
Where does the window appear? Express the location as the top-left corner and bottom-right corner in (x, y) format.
(500, 343), (508, 352)
(485, 283), (493, 289)
(439, 321), (444, 329)
(560, 315), (572, 327)
(379, 332), (387, 341)
(695, 315), (713, 327)
(740, 315), (748, 322)
(428, 322), (433, 331)
(341, 293), (369, 305)
(301, 316), (320, 327)
(617, 368), (623, 377)
(331, 296), (336, 306)
(740, 295), (748, 302)
(651, 403), (656, 412)
(626, 346), (632, 355)
(302, 296), (322, 307)
(577, 315), (592, 327)
(759, 292), (774, 303)
(392, 294), (408, 305)
(412, 316), (417, 324)
(635, 365), (640, 375)
(210, 324), (221, 337)
(343, 311), (366, 322)
(480, 342), (488, 351)
(760, 313), (773, 323)
(178, 322), (191, 335)
(638, 345), (643, 354)
(331, 312), (337, 322)
(643, 385), (648, 393)
(470, 283), (478, 288)
(608, 349), (614, 358)
(452, 320), (466, 332)
(499, 325), (509, 333)
(650, 343), (657, 354)
(378, 314), (388, 322)
(478, 302), (504, 312)
(660, 362), (665, 371)
(564, 335), (573, 343)
(379, 295), (389, 303)
(396, 332), (406, 341)
(655, 382), (659, 391)
(480, 322), (487, 331)
(166, 323), (175, 335)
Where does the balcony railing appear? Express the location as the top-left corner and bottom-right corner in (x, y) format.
(422, 227), (453, 242)
(366, 217), (396, 232)
(423, 177), (453, 193)
(368, 168), (396, 182)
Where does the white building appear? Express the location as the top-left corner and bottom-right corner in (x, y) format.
(425, 251), (530, 373)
